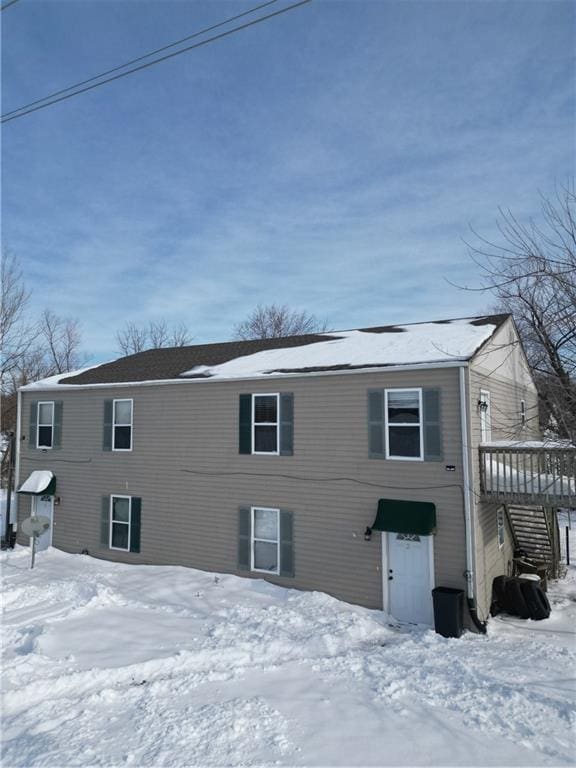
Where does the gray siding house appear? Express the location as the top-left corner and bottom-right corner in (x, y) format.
(15, 314), (573, 629)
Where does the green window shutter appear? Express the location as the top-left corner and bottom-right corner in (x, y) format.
(103, 400), (113, 451)
(279, 510), (294, 578)
(239, 395), (252, 454)
(53, 401), (63, 450)
(130, 497), (142, 553)
(423, 388), (442, 461)
(238, 506), (251, 570)
(29, 401), (38, 450)
(100, 496), (110, 548)
(279, 393), (294, 456)
(368, 390), (385, 456)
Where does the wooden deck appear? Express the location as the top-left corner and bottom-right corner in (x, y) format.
(479, 443), (576, 506)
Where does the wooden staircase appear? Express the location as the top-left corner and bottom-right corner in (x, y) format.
(506, 505), (560, 578)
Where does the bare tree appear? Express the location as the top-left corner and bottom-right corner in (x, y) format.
(0, 251), (34, 381)
(116, 320), (193, 355)
(116, 322), (149, 356)
(38, 309), (84, 375)
(233, 304), (329, 340)
(1, 308), (87, 436)
(466, 182), (576, 441)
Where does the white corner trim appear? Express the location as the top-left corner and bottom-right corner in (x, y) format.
(459, 365), (476, 601)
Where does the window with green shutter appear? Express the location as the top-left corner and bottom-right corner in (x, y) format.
(37, 401), (55, 449)
(103, 495), (142, 553)
(239, 393), (294, 456)
(238, 506), (295, 578)
(368, 387), (442, 462)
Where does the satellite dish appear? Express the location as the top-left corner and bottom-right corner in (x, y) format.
(21, 515), (51, 538)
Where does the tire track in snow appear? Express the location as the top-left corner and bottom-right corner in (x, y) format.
(314, 632), (576, 763)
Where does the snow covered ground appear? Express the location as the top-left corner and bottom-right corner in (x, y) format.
(1, 548), (575, 767)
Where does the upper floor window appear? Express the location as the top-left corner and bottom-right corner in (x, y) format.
(113, 399), (133, 451)
(520, 399), (526, 428)
(37, 401), (54, 449)
(369, 387), (441, 462)
(253, 394), (279, 454)
(385, 389), (423, 460)
(239, 393), (293, 456)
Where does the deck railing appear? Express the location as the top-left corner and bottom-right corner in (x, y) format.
(479, 443), (576, 506)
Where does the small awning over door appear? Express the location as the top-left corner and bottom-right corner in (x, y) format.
(17, 470), (56, 495)
(371, 498), (436, 536)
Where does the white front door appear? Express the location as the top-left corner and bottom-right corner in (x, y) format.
(387, 532), (434, 625)
(32, 495), (54, 551)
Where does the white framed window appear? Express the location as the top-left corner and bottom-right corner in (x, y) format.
(252, 394), (279, 455)
(520, 399), (526, 428)
(251, 506), (280, 574)
(110, 495), (132, 551)
(497, 506), (505, 549)
(113, 399), (133, 451)
(37, 401), (54, 449)
(385, 389), (423, 460)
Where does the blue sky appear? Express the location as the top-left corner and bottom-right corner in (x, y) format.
(2, 0), (574, 362)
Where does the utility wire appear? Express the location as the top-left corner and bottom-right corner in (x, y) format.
(2, 0), (312, 124)
(1, 0), (21, 11)
(2, 0), (279, 119)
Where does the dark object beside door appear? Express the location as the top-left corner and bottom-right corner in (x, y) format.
(432, 587), (464, 638)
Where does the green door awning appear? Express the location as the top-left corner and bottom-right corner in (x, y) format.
(371, 498), (436, 536)
(17, 470), (56, 496)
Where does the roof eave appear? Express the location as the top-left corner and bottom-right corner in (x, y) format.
(19, 359), (471, 392)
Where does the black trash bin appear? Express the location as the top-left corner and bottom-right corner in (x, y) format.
(432, 587), (464, 638)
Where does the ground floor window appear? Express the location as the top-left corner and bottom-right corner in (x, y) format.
(497, 506), (505, 549)
(110, 496), (131, 551)
(251, 507), (280, 573)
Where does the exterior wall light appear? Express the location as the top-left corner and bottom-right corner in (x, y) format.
(364, 526), (373, 541)
(478, 399), (489, 412)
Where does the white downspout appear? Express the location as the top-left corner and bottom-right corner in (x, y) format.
(459, 365), (486, 631)
(459, 365), (475, 600)
(13, 389), (22, 529)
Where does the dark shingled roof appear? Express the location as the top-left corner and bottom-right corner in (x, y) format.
(59, 313), (510, 386)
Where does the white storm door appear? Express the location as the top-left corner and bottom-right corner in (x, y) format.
(388, 532), (434, 625)
(32, 495), (54, 551)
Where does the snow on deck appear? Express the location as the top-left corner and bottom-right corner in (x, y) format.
(2, 548), (574, 766)
(182, 320), (497, 379)
(482, 453), (576, 502)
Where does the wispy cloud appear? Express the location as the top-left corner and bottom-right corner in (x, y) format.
(2, 0), (573, 360)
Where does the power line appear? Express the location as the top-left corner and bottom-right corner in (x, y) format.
(1, 0), (312, 124)
(1, 0), (22, 11)
(2, 0), (279, 120)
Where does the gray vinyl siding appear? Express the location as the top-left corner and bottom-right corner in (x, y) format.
(474, 500), (515, 618)
(469, 369), (540, 445)
(468, 321), (540, 619)
(17, 369), (468, 611)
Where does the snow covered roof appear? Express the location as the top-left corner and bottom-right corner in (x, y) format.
(21, 314), (509, 389)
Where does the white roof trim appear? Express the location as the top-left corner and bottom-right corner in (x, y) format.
(19, 360), (470, 392)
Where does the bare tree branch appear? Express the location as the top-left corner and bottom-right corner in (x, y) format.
(233, 304), (329, 340)
(0, 251), (35, 380)
(465, 180), (576, 441)
(116, 320), (193, 355)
